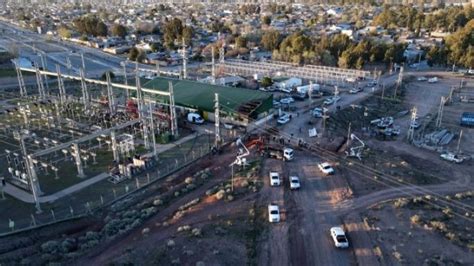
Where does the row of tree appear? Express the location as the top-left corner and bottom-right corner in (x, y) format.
(373, 5), (474, 33)
(261, 30), (405, 69)
(427, 19), (474, 68)
(72, 15), (108, 37)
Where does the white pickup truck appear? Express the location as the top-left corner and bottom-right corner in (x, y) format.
(440, 153), (464, 163)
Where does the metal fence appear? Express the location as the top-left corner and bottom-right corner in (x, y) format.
(0, 131), (230, 237)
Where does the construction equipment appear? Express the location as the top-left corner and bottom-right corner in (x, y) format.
(234, 137), (250, 167)
(345, 134), (365, 160)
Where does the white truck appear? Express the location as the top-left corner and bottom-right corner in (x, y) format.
(275, 77), (302, 93)
(267, 147), (294, 161)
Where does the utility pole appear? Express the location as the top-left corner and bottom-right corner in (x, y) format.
(394, 66), (404, 98)
(135, 74), (149, 149)
(155, 61), (160, 77)
(123, 62), (129, 100)
(214, 93), (221, 148)
(71, 143), (85, 178)
(66, 54), (72, 74)
(56, 65), (66, 105)
(346, 122), (351, 146)
(435, 96), (446, 128)
(322, 108), (329, 137)
(34, 64), (46, 100)
(407, 107), (417, 142)
(211, 46), (216, 84)
(456, 130), (463, 154)
(79, 68), (90, 110)
(106, 71), (115, 114)
(13, 60), (27, 97)
(309, 81), (313, 106)
(182, 38), (187, 79)
(149, 103), (157, 159)
(111, 130), (119, 161)
(168, 81), (179, 138)
(80, 52), (86, 73)
(20, 136), (42, 213)
(38, 52), (49, 94)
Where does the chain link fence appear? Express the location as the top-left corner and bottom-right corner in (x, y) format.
(0, 130), (238, 236)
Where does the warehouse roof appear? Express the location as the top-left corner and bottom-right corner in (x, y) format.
(140, 77), (273, 115)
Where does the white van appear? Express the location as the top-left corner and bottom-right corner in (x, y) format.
(187, 113), (204, 124)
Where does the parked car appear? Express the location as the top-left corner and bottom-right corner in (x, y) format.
(318, 162), (334, 175)
(440, 152), (464, 163)
(325, 96), (341, 105)
(289, 176), (301, 190)
(280, 97), (295, 105)
(330, 227), (349, 248)
(312, 107), (323, 118)
(268, 204), (280, 223)
(277, 115), (290, 125)
(349, 87), (363, 94)
(417, 76), (427, 81)
(269, 172), (281, 186)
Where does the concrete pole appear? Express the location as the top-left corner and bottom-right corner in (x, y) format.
(169, 81), (179, 138)
(56, 65), (66, 105)
(182, 38), (187, 80)
(13, 60), (27, 97)
(38, 53), (49, 94)
(72, 143), (85, 178)
(211, 46), (216, 84)
(80, 52), (86, 73)
(149, 103), (157, 159)
(435, 97), (445, 128)
(79, 68), (89, 109)
(214, 93), (221, 148)
(123, 62), (130, 100)
(407, 107), (417, 142)
(20, 136), (42, 213)
(111, 130), (119, 161)
(35, 64), (46, 100)
(106, 71), (115, 114)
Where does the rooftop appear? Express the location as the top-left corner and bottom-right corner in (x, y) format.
(140, 77), (273, 116)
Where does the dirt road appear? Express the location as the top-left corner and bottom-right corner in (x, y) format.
(257, 153), (370, 266)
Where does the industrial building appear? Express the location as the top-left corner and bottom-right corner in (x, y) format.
(141, 77), (274, 124)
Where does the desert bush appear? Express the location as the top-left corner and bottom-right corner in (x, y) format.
(41, 240), (60, 254)
(410, 214), (421, 224)
(153, 198), (164, 206)
(215, 190), (226, 200)
(60, 238), (77, 253)
(167, 239), (175, 248)
(177, 225), (191, 232)
(393, 198), (409, 208)
(192, 228), (201, 237)
(430, 221), (447, 232)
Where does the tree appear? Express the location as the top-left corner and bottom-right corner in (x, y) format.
(235, 36), (247, 48)
(128, 47), (139, 61)
(111, 24), (127, 38)
(261, 77), (273, 87)
(136, 50), (147, 63)
(262, 15), (271, 26)
(182, 26), (193, 46)
(163, 18), (184, 49)
(95, 21), (108, 37)
(261, 30), (281, 51)
(57, 26), (72, 39)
